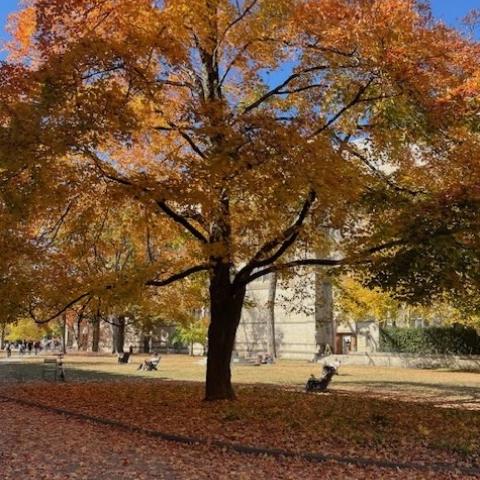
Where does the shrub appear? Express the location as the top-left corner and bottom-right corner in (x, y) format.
(380, 325), (480, 354)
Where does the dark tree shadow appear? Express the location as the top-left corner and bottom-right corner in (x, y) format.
(0, 360), (166, 384)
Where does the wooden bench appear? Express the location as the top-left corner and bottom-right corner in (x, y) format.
(42, 357), (65, 381)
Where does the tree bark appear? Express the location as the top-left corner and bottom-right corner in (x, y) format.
(267, 272), (278, 359)
(91, 315), (100, 352)
(111, 319), (117, 354)
(205, 264), (246, 401)
(115, 316), (125, 354)
(73, 315), (85, 351)
(142, 334), (150, 353)
(61, 314), (67, 354)
(0, 322), (6, 349)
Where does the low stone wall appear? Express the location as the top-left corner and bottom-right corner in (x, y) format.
(321, 352), (480, 371)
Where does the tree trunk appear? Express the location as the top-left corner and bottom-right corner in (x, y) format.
(0, 322), (6, 349)
(73, 316), (84, 351)
(143, 335), (150, 353)
(205, 265), (246, 401)
(110, 316), (125, 353)
(61, 314), (67, 354)
(267, 272), (278, 359)
(111, 320), (117, 354)
(91, 315), (100, 352)
(115, 316), (125, 354)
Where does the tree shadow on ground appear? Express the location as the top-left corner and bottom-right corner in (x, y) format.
(0, 360), (171, 384)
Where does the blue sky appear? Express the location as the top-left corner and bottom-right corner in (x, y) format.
(0, 0), (478, 54)
(0, 0), (17, 42)
(430, 0), (479, 28)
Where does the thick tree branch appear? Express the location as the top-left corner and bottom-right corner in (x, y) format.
(308, 78), (375, 139)
(243, 258), (344, 285)
(29, 292), (92, 325)
(238, 234), (438, 287)
(235, 190), (316, 283)
(243, 64), (357, 114)
(29, 264), (210, 324)
(156, 200), (208, 243)
(243, 66), (330, 113)
(85, 150), (208, 243)
(145, 264), (210, 287)
(241, 224), (476, 286)
(219, 0), (258, 45)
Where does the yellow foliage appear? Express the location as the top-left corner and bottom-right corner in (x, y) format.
(337, 277), (400, 323)
(6, 318), (51, 341)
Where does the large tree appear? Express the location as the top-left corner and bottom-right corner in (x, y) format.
(2, 0), (480, 399)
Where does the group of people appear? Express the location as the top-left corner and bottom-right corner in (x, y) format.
(4, 340), (41, 357)
(3, 339), (61, 357)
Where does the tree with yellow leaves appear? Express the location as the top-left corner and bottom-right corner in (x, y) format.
(2, 0), (480, 399)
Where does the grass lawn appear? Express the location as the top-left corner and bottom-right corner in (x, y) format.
(2, 353), (480, 479)
(2, 352), (479, 407)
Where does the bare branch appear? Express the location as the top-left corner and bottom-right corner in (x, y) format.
(303, 43), (358, 58)
(219, 40), (255, 86)
(80, 64), (124, 82)
(37, 199), (78, 247)
(174, 128), (207, 159)
(29, 263), (210, 324)
(157, 79), (195, 90)
(154, 121), (206, 159)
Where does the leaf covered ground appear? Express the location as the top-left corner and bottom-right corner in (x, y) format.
(2, 379), (480, 479)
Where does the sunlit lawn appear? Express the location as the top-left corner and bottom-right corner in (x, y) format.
(2, 352), (480, 408)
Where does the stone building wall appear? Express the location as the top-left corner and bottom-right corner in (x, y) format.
(235, 270), (378, 360)
(235, 272), (320, 360)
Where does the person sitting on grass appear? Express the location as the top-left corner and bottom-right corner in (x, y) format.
(137, 352), (160, 371)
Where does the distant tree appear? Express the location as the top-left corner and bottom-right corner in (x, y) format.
(6, 318), (50, 342)
(337, 276), (465, 327)
(337, 276), (400, 325)
(173, 317), (209, 356)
